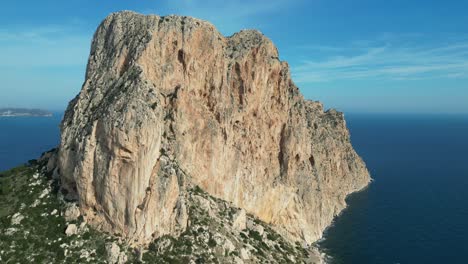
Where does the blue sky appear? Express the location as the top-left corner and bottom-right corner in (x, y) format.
(1, 0), (467, 113)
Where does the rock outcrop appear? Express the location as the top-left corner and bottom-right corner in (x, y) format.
(56, 11), (370, 246)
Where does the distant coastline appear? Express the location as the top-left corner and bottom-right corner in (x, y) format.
(0, 108), (53, 117)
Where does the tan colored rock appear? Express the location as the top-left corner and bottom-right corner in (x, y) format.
(64, 203), (80, 222)
(307, 247), (326, 264)
(65, 224), (78, 236)
(254, 225), (264, 236)
(240, 248), (250, 260)
(232, 209), (247, 231)
(57, 11), (370, 246)
(233, 257), (244, 264)
(194, 195), (214, 217)
(106, 242), (127, 264)
(223, 239), (236, 253)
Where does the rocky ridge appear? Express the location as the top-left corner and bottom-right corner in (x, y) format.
(53, 10), (370, 251)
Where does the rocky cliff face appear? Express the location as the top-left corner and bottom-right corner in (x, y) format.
(57, 11), (370, 246)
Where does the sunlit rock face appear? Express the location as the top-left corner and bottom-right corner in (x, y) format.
(57, 11), (370, 246)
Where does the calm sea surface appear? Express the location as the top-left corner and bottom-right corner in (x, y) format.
(0, 113), (62, 171)
(1, 113), (467, 263)
(320, 114), (468, 264)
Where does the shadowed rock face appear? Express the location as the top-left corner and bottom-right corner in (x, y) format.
(57, 11), (370, 246)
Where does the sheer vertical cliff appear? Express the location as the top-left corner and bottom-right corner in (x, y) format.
(57, 11), (370, 246)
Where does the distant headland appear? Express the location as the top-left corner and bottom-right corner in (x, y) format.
(0, 108), (53, 117)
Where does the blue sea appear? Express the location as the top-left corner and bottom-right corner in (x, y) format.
(0, 113), (62, 171)
(320, 114), (468, 264)
(1, 113), (467, 263)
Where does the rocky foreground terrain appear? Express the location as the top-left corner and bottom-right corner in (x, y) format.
(1, 11), (370, 263)
(0, 160), (325, 263)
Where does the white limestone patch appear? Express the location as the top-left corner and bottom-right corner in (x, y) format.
(11, 213), (24, 225)
(38, 187), (51, 199)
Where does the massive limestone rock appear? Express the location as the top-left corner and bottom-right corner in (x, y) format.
(57, 11), (370, 246)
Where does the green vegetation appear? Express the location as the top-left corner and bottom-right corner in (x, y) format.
(208, 237), (217, 247)
(248, 229), (262, 241)
(0, 165), (128, 263)
(0, 165), (315, 263)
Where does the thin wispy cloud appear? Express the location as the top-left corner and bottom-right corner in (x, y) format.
(0, 24), (91, 68)
(293, 37), (468, 83)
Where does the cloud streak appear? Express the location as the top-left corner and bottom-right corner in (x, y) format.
(292, 38), (468, 83)
(0, 24), (91, 68)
